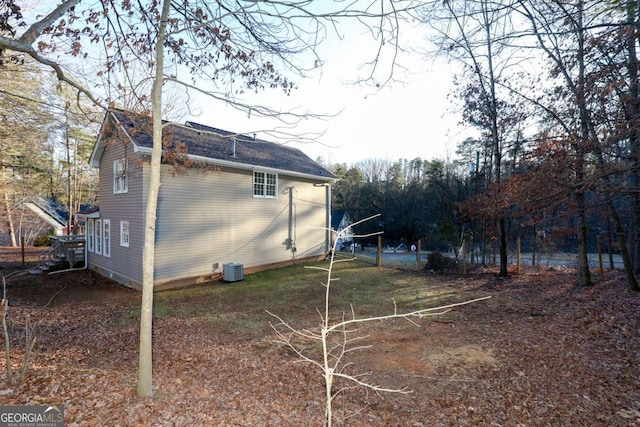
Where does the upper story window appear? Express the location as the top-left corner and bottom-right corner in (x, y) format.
(253, 171), (277, 198)
(113, 159), (128, 194)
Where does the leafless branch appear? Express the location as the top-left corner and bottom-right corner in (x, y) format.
(18, 0), (82, 45)
(268, 215), (491, 426)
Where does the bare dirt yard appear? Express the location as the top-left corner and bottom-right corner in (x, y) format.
(1, 251), (639, 426)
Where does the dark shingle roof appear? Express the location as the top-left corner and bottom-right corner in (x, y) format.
(23, 196), (68, 226)
(110, 110), (334, 180)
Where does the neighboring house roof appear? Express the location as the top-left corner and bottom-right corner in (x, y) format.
(331, 210), (354, 242)
(331, 210), (348, 231)
(76, 206), (100, 219)
(21, 196), (67, 230)
(91, 109), (335, 181)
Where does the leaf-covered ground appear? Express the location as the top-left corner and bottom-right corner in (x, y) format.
(1, 259), (639, 426)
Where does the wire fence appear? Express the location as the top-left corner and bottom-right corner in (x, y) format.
(335, 247), (426, 270)
(338, 247), (625, 272)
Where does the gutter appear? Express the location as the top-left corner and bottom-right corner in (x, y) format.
(134, 145), (336, 183)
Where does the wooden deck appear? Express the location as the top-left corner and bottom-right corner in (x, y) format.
(24, 235), (87, 274)
(50, 235), (86, 268)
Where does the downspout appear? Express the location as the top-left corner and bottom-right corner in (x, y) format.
(326, 184), (331, 253)
(315, 182), (332, 254)
(287, 186), (296, 255)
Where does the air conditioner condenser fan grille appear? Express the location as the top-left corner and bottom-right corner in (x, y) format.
(223, 263), (244, 282)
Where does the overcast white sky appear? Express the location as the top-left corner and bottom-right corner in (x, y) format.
(186, 69), (468, 165)
(183, 20), (477, 166)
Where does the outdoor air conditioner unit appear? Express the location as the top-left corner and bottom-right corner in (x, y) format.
(223, 263), (244, 282)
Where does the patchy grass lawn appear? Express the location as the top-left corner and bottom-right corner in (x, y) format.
(1, 260), (639, 426)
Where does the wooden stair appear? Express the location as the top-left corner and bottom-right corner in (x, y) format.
(28, 236), (86, 274)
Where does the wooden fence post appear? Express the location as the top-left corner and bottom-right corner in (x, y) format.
(416, 239), (421, 272)
(516, 236), (521, 274)
(376, 235), (382, 268)
(21, 236), (25, 268)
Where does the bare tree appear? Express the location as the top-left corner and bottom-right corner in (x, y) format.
(421, 0), (529, 277)
(268, 215), (490, 426)
(0, 59), (56, 246)
(2, 273), (37, 386)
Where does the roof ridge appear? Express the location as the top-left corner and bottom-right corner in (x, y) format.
(184, 121), (263, 144)
(106, 109), (335, 180)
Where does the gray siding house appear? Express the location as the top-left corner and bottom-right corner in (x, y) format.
(83, 109), (334, 290)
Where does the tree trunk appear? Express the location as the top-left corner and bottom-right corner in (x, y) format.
(610, 205), (639, 290)
(575, 188), (593, 286)
(2, 176), (17, 247)
(532, 223), (537, 267)
(574, 0), (593, 287)
(137, 0), (171, 398)
(482, 1), (508, 277)
(65, 105), (73, 235)
(498, 217), (508, 276)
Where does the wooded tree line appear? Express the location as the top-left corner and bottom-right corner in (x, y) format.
(329, 157), (467, 252)
(0, 58), (99, 246)
(329, 151), (625, 264)
(328, 0), (640, 291)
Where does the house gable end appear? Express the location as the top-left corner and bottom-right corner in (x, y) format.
(89, 110), (141, 168)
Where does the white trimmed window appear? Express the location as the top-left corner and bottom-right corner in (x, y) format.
(253, 171), (277, 198)
(87, 218), (95, 252)
(95, 219), (102, 255)
(120, 221), (129, 247)
(103, 220), (111, 257)
(113, 159), (128, 194)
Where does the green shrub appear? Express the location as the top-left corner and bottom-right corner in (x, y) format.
(33, 230), (55, 247)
